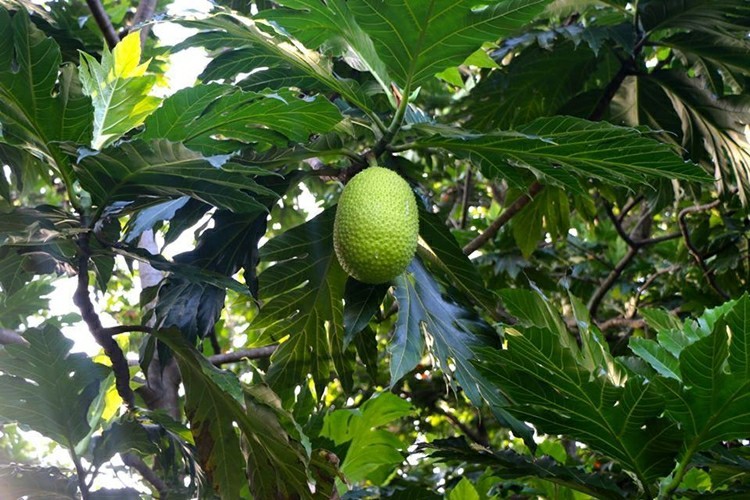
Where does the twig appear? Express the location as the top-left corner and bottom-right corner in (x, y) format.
(604, 202), (637, 247)
(617, 196), (644, 223)
(70, 446), (90, 500)
(459, 167), (472, 229)
(209, 345), (277, 365)
(102, 325), (153, 336)
(596, 315), (646, 332)
(434, 405), (489, 447)
(678, 199), (730, 300)
(122, 453), (168, 498)
(73, 234), (135, 408)
(587, 246), (638, 318)
(633, 265), (681, 312)
(85, 0), (120, 49)
(462, 181), (544, 255)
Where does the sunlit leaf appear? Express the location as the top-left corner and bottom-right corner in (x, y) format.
(141, 84), (343, 154)
(348, 0), (552, 89)
(79, 31), (160, 149)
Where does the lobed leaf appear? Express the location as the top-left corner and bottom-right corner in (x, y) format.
(0, 324), (108, 447)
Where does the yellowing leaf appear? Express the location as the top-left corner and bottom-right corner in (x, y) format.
(79, 31), (161, 149)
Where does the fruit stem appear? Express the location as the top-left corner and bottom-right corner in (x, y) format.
(372, 83), (411, 158)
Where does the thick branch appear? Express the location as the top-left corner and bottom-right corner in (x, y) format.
(132, 0), (157, 48)
(73, 235), (135, 408)
(462, 181), (543, 255)
(209, 345), (277, 365)
(85, 0), (120, 49)
(678, 199), (730, 300)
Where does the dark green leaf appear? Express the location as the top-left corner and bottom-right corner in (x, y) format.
(92, 415), (159, 468)
(425, 438), (632, 499)
(154, 211), (268, 344)
(0, 324), (108, 447)
(173, 13), (373, 113)
(0, 7), (91, 182)
(71, 140), (278, 213)
(155, 328), (313, 499)
(256, 209), (352, 398)
(480, 289), (681, 485)
(392, 259), (534, 447)
(414, 116), (710, 194)
(140, 84), (343, 155)
(343, 278), (388, 345)
(418, 207), (497, 313)
(0, 463), (77, 499)
(464, 42), (600, 130)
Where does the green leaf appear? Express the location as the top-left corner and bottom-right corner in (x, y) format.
(640, 0), (750, 35)
(636, 295), (750, 463)
(510, 186), (569, 258)
(449, 478), (480, 500)
(255, 209), (353, 398)
(392, 259), (534, 447)
(0, 7), (91, 180)
(0, 278), (54, 329)
(259, 0), (391, 95)
(343, 278), (389, 345)
(155, 328), (313, 499)
(153, 211), (268, 345)
(463, 41), (600, 130)
(321, 392), (412, 483)
(92, 415), (159, 468)
(480, 289), (681, 486)
(0, 324), (108, 447)
(348, 0), (552, 89)
(648, 71), (750, 202)
(418, 207), (497, 313)
(173, 13), (373, 114)
(413, 116), (710, 194)
(426, 437), (633, 499)
(70, 140), (278, 213)
(78, 31), (161, 149)
(140, 84), (343, 155)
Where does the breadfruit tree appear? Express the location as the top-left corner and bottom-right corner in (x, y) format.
(1, 0), (750, 498)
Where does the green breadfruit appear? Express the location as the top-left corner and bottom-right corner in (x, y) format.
(333, 167), (419, 284)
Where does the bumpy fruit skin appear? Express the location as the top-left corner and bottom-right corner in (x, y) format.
(333, 167), (418, 284)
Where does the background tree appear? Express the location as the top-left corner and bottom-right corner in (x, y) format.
(1, 0), (750, 498)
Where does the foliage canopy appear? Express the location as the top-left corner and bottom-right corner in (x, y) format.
(1, 0), (750, 498)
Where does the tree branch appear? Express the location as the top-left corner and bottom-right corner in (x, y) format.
(122, 453), (168, 498)
(587, 246), (638, 318)
(73, 234), (135, 408)
(459, 167), (473, 229)
(102, 325), (153, 336)
(85, 0), (120, 49)
(209, 345), (277, 365)
(462, 181), (543, 255)
(678, 199), (730, 300)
